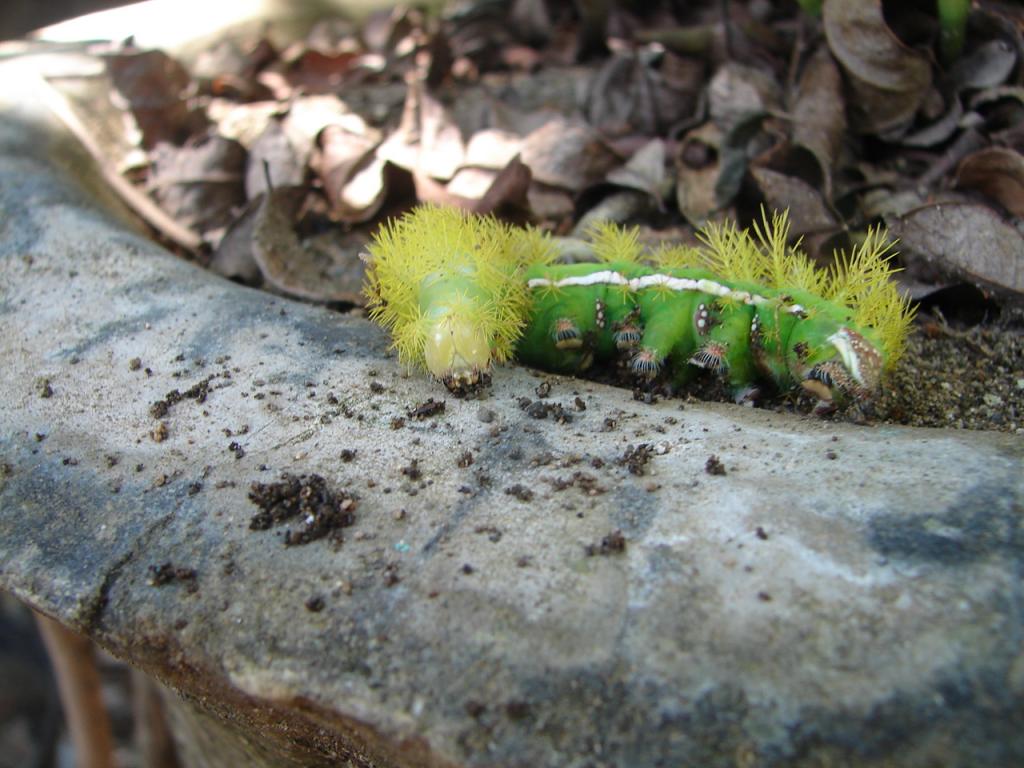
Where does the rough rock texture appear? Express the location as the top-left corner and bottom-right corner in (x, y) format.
(1, 55), (1023, 768)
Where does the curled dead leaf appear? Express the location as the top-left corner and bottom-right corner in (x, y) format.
(947, 39), (1018, 92)
(955, 147), (1024, 218)
(471, 155), (532, 217)
(583, 50), (697, 137)
(822, 0), (931, 138)
(791, 46), (845, 198)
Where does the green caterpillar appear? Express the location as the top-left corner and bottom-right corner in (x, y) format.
(364, 206), (913, 409)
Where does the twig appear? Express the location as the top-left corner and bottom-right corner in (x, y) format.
(719, 0), (735, 59)
(33, 611), (115, 768)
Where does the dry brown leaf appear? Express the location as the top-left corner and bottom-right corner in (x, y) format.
(464, 129), (524, 169)
(900, 98), (963, 148)
(105, 48), (206, 148)
(674, 122), (722, 227)
(206, 100), (281, 148)
(606, 139), (668, 207)
(955, 147), (1024, 218)
(520, 117), (619, 190)
(377, 82), (465, 182)
(212, 185), (362, 303)
(147, 132), (245, 235)
(419, 88), (465, 180)
(445, 167), (498, 201)
(286, 50), (362, 92)
(337, 156), (398, 223)
(250, 186), (360, 303)
(822, 0), (931, 138)
(284, 95), (363, 149)
(245, 120), (305, 199)
(527, 183), (574, 221)
(471, 155), (532, 216)
(749, 167), (837, 235)
(791, 46), (844, 198)
(889, 202), (1024, 295)
(584, 52), (662, 136)
(209, 195), (266, 285)
(708, 63), (781, 135)
(316, 121), (384, 222)
(947, 40), (1018, 92)
(191, 37), (277, 83)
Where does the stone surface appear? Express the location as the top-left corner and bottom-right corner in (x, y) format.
(2, 51), (1024, 768)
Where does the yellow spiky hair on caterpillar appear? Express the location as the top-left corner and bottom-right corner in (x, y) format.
(586, 220), (644, 263)
(364, 205), (554, 393)
(655, 210), (913, 368)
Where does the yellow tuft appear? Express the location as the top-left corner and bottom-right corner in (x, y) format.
(587, 220), (644, 263)
(364, 205), (536, 372)
(648, 209), (913, 368)
(821, 227), (916, 366)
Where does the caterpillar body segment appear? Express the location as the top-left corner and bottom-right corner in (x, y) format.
(519, 261), (892, 407)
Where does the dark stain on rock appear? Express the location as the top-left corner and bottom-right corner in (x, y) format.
(868, 483), (1023, 565)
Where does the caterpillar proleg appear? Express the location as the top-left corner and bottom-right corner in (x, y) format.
(363, 205), (913, 409)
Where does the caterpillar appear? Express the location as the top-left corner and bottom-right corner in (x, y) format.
(363, 205), (914, 410)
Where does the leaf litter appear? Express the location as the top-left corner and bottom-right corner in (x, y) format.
(42, 0), (1024, 431)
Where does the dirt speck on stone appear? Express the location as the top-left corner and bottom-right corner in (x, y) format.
(305, 595), (325, 612)
(520, 398), (573, 423)
(147, 563), (198, 593)
(407, 398), (445, 419)
(619, 443), (653, 476)
(36, 378), (53, 398)
(149, 375), (215, 419)
(248, 473), (356, 546)
(585, 529), (627, 556)
(505, 700), (531, 720)
(504, 484), (534, 502)
(705, 455), (726, 475)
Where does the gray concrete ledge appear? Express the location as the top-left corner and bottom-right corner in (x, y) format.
(1, 52), (1023, 768)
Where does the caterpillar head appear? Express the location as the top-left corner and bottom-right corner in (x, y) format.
(423, 315), (493, 395)
(799, 327), (884, 405)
